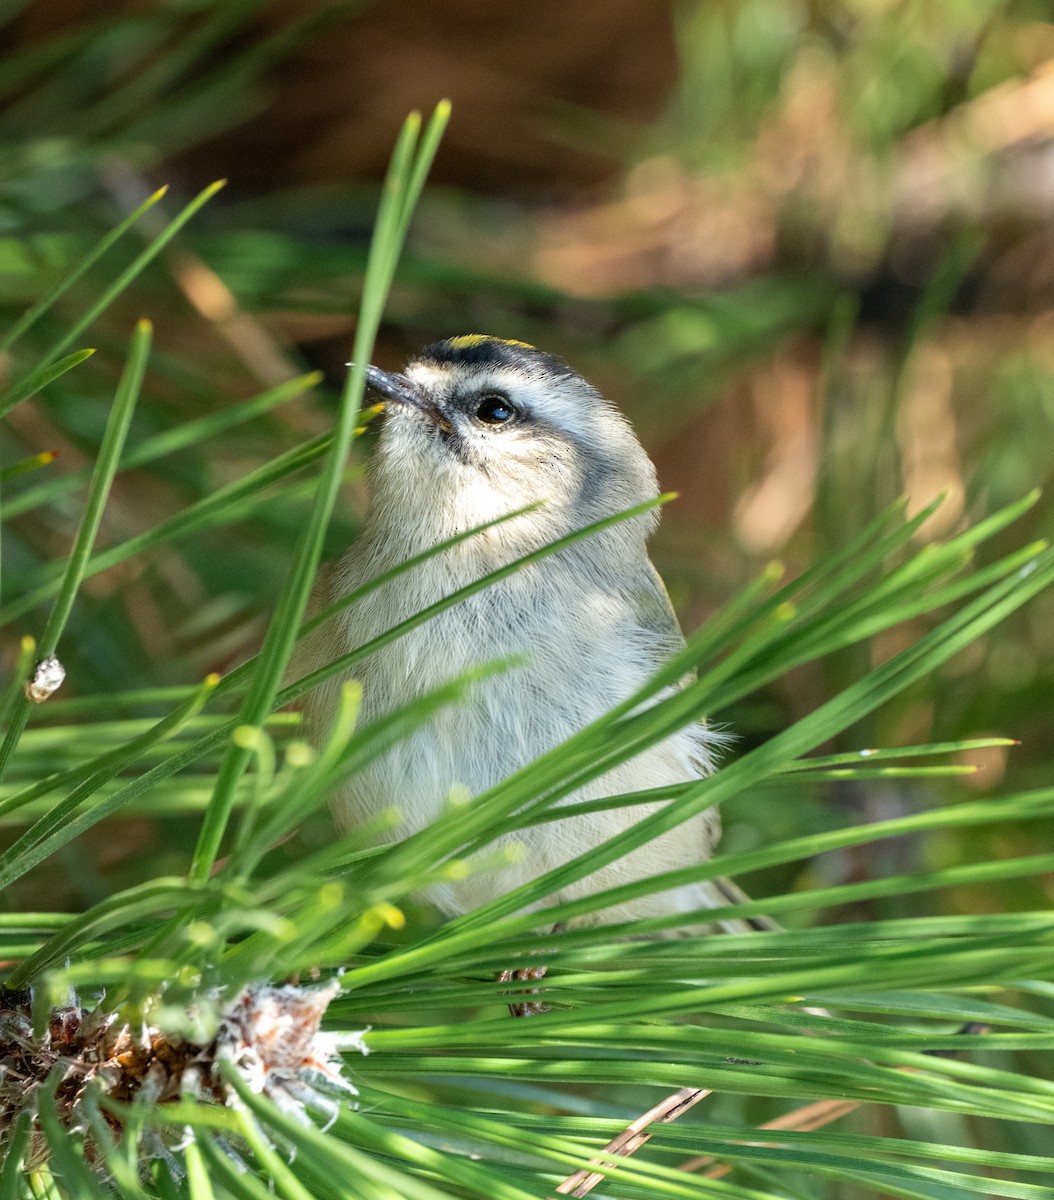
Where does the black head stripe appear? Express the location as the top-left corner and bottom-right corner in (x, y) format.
(414, 335), (574, 380)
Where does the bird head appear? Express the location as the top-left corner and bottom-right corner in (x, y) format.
(363, 336), (659, 546)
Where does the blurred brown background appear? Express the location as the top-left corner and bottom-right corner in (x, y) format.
(3, 0), (1054, 911)
(3, 9), (1053, 1180)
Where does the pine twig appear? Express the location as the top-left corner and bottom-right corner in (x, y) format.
(553, 1086), (711, 1197)
(553, 1021), (990, 1193)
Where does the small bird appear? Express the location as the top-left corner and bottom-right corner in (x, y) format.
(302, 335), (745, 948)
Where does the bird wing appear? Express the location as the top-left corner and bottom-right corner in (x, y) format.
(632, 564), (782, 934)
(629, 559), (689, 661)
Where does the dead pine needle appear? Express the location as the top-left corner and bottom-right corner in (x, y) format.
(553, 1086), (711, 1197)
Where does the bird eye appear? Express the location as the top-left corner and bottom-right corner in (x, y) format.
(474, 393), (517, 425)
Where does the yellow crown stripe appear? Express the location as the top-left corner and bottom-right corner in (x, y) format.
(445, 334), (537, 352)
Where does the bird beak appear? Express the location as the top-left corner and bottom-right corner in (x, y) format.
(363, 365), (452, 432)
